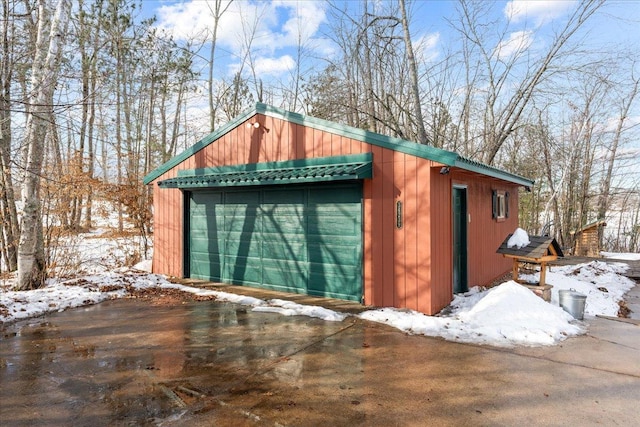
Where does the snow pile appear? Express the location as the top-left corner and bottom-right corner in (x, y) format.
(360, 281), (584, 347)
(253, 299), (348, 321)
(507, 227), (530, 249)
(521, 261), (636, 317)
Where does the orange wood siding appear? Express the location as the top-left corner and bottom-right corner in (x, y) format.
(452, 171), (519, 288)
(149, 112), (524, 315)
(151, 169), (183, 278)
(429, 168), (453, 314)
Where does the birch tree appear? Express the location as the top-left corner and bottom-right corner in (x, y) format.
(0, 0), (20, 271)
(17, 0), (71, 290)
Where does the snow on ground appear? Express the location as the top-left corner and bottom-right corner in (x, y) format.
(520, 261), (636, 317)
(602, 251), (640, 261)
(2, 257), (635, 347)
(0, 216), (637, 348)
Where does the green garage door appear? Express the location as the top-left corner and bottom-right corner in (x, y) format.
(187, 182), (363, 301)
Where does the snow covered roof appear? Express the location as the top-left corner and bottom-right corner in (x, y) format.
(497, 235), (564, 259)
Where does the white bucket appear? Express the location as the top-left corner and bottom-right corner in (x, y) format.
(559, 289), (587, 320)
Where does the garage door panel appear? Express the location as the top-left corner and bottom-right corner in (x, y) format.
(190, 252), (223, 280)
(309, 268), (361, 301)
(224, 235), (262, 258)
(225, 190), (260, 204)
(190, 236), (223, 253)
(224, 257), (262, 284)
(188, 183), (362, 301)
(224, 213), (261, 232)
(308, 216), (359, 236)
(308, 242), (360, 266)
(308, 186), (359, 204)
(263, 188), (305, 204)
(263, 240), (307, 261)
(262, 220), (306, 235)
(192, 191), (223, 204)
(262, 260), (309, 290)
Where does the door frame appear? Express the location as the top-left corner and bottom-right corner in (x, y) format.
(452, 185), (468, 294)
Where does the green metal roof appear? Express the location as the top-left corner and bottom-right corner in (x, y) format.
(158, 153), (373, 189)
(144, 103), (534, 187)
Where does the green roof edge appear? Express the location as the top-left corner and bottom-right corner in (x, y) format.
(144, 102), (534, 187)
(143, 107), (257, 184)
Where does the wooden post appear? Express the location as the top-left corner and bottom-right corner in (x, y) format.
(512, 258), (519, 282)
(539, 262), (547, 286)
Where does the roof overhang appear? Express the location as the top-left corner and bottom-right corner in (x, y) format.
(157, 153), (373, 189)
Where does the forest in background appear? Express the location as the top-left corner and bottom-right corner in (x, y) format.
(1, 0), (639, 290)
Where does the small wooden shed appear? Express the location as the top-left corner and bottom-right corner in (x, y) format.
(144, 103), (534, 315)
(571, 220), (606, 257)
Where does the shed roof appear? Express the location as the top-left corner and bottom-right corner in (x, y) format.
(157, 153), (373, 189)
(496, 235), (564, 259)
(143, 103), (534, 187)
(571, 220), (607, 235)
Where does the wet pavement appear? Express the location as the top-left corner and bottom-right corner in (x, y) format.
(1, 297), (640, 426)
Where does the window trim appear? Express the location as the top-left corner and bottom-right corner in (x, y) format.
(492, 190), (509, 221)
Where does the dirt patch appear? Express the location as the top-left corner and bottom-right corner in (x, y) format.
(124, 285), (218, 305)
(618, 300), (631, 318)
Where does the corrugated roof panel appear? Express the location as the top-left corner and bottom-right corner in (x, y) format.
(158, 154), (373, 189)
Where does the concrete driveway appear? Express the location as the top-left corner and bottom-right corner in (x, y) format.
(1, 296), (639, 426)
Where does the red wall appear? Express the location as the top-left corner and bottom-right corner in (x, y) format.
(451, 170), (520, 288)
(150, 112), (519, 314)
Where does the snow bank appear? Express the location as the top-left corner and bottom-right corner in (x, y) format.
(253, 299), (348, 322)
(360, 281), (585, 347)
(521, 261), (636, 317)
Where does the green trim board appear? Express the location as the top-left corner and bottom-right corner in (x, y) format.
(158, 153), (373, 189)
(144, 102), (534, 188)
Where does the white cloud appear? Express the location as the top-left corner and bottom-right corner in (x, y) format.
(504, 0), (578, 26)
(155, 1), (328, 55)
(273, 0), (327, 47)
(154, 1), (331, 82)
(493, 30), (534, 60)
(254, 55), (296, 76)
(414, 32), (440, 63)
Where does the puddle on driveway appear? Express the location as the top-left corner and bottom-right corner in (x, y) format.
(3, 297), (640, 426)
(0, 298), (363, 426)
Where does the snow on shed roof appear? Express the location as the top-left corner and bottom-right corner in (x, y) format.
(497, 235), (564, 259)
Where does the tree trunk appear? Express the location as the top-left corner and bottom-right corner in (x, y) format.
(398, 0), (428, 145)
(597, 74), (639, 246)
(0, 0), (19, 271)
(17, 0), (71, 290)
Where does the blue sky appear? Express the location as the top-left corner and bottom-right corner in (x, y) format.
(147, 0), (640, 81)
(144, 0), (640, 188)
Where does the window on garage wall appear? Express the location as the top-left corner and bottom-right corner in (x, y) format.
(492, 190), (509, 221)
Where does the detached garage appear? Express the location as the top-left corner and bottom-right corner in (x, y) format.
(144, 103), (533, 315)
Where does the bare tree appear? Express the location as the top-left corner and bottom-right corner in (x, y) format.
(207, 0), (233, 132)
(398, 0), (427, 144)
(451, 0), (605, 165)
(17, 0), (71, 290)
(597, 64), (639, 245)
(0, 0), (20, 271)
